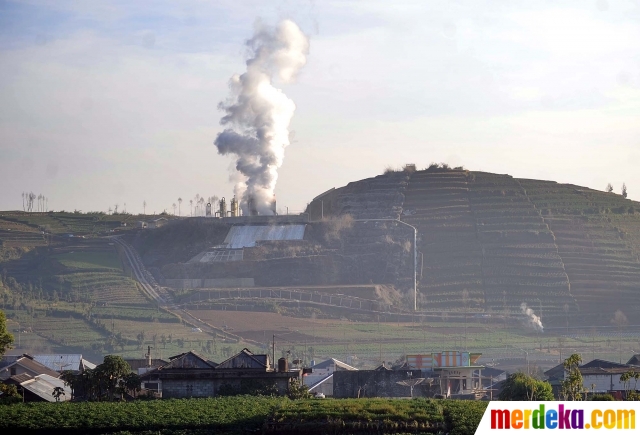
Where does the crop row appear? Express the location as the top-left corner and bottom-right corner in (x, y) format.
(0, 397), (486, 435)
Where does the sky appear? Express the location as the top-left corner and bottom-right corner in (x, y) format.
(1, 0), (639, 214)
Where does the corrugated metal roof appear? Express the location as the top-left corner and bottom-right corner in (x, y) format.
(223, 225), (306, 249)
(21, 374), (71, 402)
(33, 354), (94, 372)
(2, 356), (60, 378)
(311, 358), (358, 371)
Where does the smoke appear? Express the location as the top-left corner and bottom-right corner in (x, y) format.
(520, 302), (544, 332)
(214, 19), (309, 215)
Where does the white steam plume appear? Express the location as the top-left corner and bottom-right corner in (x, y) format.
(520, 302), (544, 332)
(214, 19), (309, 215)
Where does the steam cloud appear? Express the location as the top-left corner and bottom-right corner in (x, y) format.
(520, 302), (544, 332)
(214, 20), (309, 215)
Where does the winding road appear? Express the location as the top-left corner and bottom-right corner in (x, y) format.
(111, 235), (250, 343)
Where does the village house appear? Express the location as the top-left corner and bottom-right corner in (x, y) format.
(305, 358), (358, 397)
(32, 354), (96, 374)
(544, 357), (640, 399)
(0, 354), (60, 381)
(141, 349), (301, 398)
(3, 373), (71, 402)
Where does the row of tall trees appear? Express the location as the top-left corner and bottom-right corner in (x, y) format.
(606, 182), (628, 198)
(21, 192), (48, 212)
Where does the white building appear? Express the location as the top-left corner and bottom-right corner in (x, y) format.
(305, 358), (357, 397)
(580, 367), (639, 394)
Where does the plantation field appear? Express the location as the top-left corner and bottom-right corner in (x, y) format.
(0, 396), (487, 435)
(53, 251), (123, 271)
(103, 318), (243, 361)
(186, 309), (633, 370)
(32, 317), (108, 348)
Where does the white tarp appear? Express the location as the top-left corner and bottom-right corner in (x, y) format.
(224, 224), (306, 249)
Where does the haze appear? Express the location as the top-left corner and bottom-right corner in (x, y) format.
(1, 0), (639, 214)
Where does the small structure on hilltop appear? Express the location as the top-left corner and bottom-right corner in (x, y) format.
(148, 217), (168, 229)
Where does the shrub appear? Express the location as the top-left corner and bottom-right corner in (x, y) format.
(588, 393), (615, 401)
(499, 372), (554, 401)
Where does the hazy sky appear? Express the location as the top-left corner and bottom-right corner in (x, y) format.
(1, 0), (639, 214)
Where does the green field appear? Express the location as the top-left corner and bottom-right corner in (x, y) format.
(53, 251), (123, 271)
(0, 396), (487, 435)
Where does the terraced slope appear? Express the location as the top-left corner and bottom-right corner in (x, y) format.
(402, 171), (484, 311)
(307, 172), (408, 220)
(519, 180), (640, 322)
(469, 173), (575, 316)
(306, 168), (640, 324)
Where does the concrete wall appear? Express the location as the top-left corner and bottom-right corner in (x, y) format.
(160, 376), (291, 398)
(333, 370), (423, 398)
(582, 374), (628, 393)
(203, 278), (255, 288)
(164, 278), (255, 289)
(162, 379), (214, 398)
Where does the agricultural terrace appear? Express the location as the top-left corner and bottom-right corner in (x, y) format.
(186, 309), (640, 370)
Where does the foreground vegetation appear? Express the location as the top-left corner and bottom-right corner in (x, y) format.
(0, 396), (486, 435)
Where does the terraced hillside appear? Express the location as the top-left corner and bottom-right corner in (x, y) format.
(307, 168), (640, 325)
(402, 171), (484, 311)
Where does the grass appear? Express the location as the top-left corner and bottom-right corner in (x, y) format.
(53, 251), (123, 270)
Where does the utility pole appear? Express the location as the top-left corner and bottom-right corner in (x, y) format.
(354, 219), (418, 310)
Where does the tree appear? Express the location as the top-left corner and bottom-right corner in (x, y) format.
(60, 370), (77, 400)
(622, 183), (628, 198)
(117, 372), (141, 400)
(561, 353), (585, 401)
(606, 183), (614, 193)
(0, 310), (14, 359)
(0, 384), (21, 404)
(190, 199), (193, 216)
(178, 197), (182, 216)
(287, 378), (312, 399)
(172, 203), (177, 215)
(499, 372), (554, 401)
(96, 355), (131, 401)
(52, 386), (66, 402)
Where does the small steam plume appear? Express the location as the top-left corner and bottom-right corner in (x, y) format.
(214, 19), (309, 215)
(520, 302), (544, 332)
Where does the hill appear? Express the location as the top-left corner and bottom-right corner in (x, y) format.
(306, 167), (640, 325)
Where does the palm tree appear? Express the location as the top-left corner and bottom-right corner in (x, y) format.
(143, 200), (147, 215)
(172, 203), (177, 215)
(190, 199), (193, 216)
(178, 197), (182, 216)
